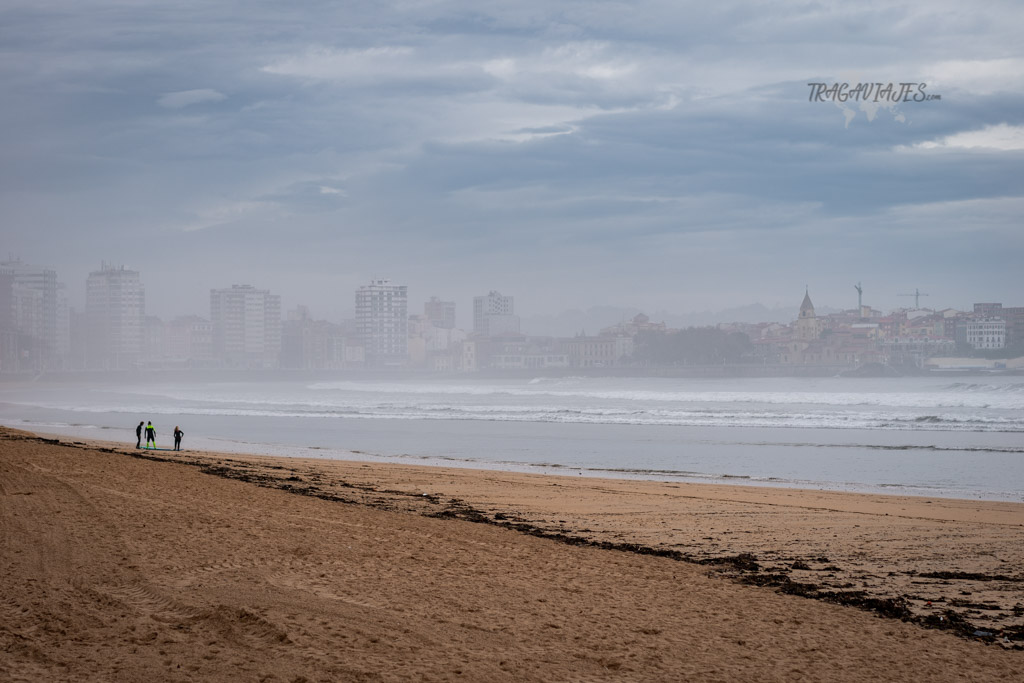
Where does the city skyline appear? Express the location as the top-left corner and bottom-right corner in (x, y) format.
(2, 254), (1017, 331)
(3, 255), (1021, 373)
(2, 2), (1021, 321)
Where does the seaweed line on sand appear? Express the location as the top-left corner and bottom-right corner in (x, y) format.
(8, 430), (1022, 651)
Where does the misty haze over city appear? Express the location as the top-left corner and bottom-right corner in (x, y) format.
(2, 1), (1022, 324)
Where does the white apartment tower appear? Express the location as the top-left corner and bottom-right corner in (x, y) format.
(356, 279), (408, 366)
(473, 290), (520, 337)
(85, 263), (145, 369)
(0, 258), (60, 369)
(210, 285), (282, 368)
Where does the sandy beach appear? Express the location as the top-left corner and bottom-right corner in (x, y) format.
(2, 426), (1022, 681)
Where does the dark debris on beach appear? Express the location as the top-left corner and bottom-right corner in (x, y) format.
(9, 429), (1023, 652)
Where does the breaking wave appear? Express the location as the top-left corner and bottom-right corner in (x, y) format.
(10, 376), (1024, 433)
(22, 399), (1024, 433)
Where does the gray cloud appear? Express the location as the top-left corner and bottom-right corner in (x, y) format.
(157, 89), (226, 108)
(1, 0), (1022, 321)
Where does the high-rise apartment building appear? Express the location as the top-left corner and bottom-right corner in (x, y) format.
(356, 279), (408, 366)
(55, 284), (70, 367)
(473, 290), (520, 337)
(0, 270), (22, 371)
(0, 258), (60, 370)
(85, 263), (145, 369)
(210, 285), (282, 368)
(424, 296), (456, 329)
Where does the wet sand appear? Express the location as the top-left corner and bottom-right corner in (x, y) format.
(2, 427), (1022, 681)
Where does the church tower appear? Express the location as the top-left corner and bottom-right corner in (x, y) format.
(795, 288), (822, 340)
(799, 288), (815, 319)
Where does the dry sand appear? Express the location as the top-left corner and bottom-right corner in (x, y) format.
(2, 426), (1022, 682)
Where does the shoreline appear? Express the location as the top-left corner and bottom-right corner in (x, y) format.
(15, 428), (1024, 640)
(25, 426), (1024, 511)
(3, 425), (1022, 680)
(8, 417), (1023, 503)
(5, 372), (1023, 505)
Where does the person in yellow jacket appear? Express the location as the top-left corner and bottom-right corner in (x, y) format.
(145, 421), (156, 449)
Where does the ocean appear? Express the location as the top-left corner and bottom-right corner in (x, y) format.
(2, 375), (1022, 501)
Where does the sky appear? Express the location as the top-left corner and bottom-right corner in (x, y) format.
(2, 0), (1022, 328)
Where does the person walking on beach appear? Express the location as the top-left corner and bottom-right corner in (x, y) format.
(145, 421), (156, 449)
(136, 421), (144, 449)
(173, 426), (184, 451)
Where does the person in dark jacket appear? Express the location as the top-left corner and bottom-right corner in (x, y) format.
(173, 426), (184, 451)
(145, 421), (156, 449)
(136, 421), (144, 449)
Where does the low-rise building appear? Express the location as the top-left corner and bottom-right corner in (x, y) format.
(424, 297), (456, 330)
(973, 303), (1024, 346)
(489, 338), (569, 369)
(165, 316), (215, 364)
(599, 313), (666, 337)
(563, 335), (633, 368)
(281, 307), (358, 370)
(877, 337), (957, 367)
(956, 318), (1006, 350)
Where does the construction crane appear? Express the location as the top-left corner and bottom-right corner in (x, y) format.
(898, 288), (930, 309)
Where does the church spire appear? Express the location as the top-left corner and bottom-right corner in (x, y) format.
(799, 288), (815, 319)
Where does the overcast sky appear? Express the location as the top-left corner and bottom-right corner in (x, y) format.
(2, 0), (1022, 325)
